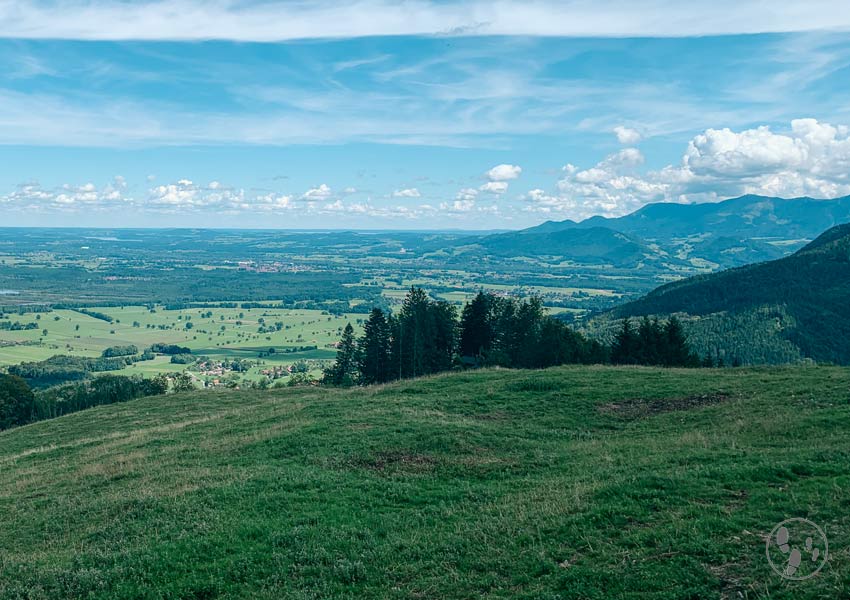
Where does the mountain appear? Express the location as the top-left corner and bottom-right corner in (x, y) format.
(469, 226), (666, 266)
(448, 195), (850, 272)
(606, 223), (850, 364)
(531, 194), (850, 241)
(1, 365), (847, 597)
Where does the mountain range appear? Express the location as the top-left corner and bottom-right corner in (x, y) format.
(450, 194), (850, 271)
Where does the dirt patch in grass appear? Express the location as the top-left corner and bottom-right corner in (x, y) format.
(470, 410), (511, 421)
(348, 451), (438, 474)
(598, 392), (731, 420)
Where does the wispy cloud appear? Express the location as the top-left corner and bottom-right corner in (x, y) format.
(2, 1), (849, 41)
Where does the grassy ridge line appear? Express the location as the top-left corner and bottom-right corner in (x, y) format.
(1, 366), (849, 598)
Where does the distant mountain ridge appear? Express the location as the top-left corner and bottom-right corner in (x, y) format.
(470, 226), (656, 266)
(529, 194), (850, 241)
(442, 194), (850, 273)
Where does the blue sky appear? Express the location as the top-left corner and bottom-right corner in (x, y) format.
(2, 1), (850, 229)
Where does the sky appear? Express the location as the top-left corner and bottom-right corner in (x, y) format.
(2, 1), (850, 229)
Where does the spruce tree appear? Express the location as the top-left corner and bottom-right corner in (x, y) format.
(459, 291), (493, 362)
(324, 323), (357, 386)
(358, 308), (392, 385)
(638, 316), (663, 365)
(663, 316), (697, 367)
(611, 318), (638, 364)
(398, 287), (433, 378)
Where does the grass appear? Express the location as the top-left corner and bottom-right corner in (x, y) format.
(1, 365), (849, 598)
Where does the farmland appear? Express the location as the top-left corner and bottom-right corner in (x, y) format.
(0, 305), (364, 385)
(0, 228), (652, 384)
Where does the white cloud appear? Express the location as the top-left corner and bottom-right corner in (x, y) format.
(444, 199), (476, 212)
(392, 188), (421, 198)
(254, 192), (293, 211)
(526, 119), (850, 220)
(1, 179), (131, 211)
(301, 183), (332, 201)
(487, 164), (522, 181)
(479, 181), (509, 194)
(456, 188), (479, 201)
(147, 179), (247, 211)
(3, 1), (849, 40)
(614, 126), (642, 145)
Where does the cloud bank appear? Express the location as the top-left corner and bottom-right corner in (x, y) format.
(1, 1), (849, 41)
(526, 119), (850, 219)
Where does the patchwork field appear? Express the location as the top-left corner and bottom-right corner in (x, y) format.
(0, 306), (365, 383)
(0, 365), (847, 598)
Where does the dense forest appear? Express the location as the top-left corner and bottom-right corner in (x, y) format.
(325, 288), (701, 386)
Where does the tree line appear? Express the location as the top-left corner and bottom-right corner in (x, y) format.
(0, 373), (170, 431)
(609, 315), (702, 367)
(324, 288), (704, 387)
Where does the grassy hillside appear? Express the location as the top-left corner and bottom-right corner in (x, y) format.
(1, 366), (849, 598)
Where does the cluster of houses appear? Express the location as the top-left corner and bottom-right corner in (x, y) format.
(259, 365), (291, 379)
(234, 260), (310, 273)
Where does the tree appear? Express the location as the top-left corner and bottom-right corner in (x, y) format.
(637, 316), (663, 365)
(358, 308), (392, 385)
(429, 300), (457, 373)
(324, 323), (358, 386)
(170, 372), (196, 392)
(397, 287), (433, 378)
(611, 318), (639, 365)
(0, 374), (35, 430)
(662, 316), (698, 367)
(459, 291), (493, 362)
(510, 297), (545, 368)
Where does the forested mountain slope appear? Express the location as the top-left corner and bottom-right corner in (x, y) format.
(607, 224), (850, 364)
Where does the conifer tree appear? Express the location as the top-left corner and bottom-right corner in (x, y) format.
(324, 323), (358, 386)
(459, 291), (493, 362)
(358, 308), (392, 384)
(611, 318), (639, 364)
(662, 316), (697, 367)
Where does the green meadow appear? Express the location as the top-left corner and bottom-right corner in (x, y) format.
(0, 306), (364, 381)
(0, 365), (847, 598)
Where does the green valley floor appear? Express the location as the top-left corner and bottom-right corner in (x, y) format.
(0, 366), (848, 599)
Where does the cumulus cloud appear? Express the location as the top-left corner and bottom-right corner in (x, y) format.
(479, 181), (509, 194)
(148, 179), (247, 211)
(301, 183), (332, 201)
(1, 178), (131, 211)
(487, 164), (522, 181)
(456, 188), (479, 201)
(614, 126), (642, 145)
(3, 1), (849, 41)
(392, 188), (421, 198)
(526, 119), (850, 219)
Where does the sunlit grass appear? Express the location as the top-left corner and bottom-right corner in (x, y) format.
(0, 365), (848, 598)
